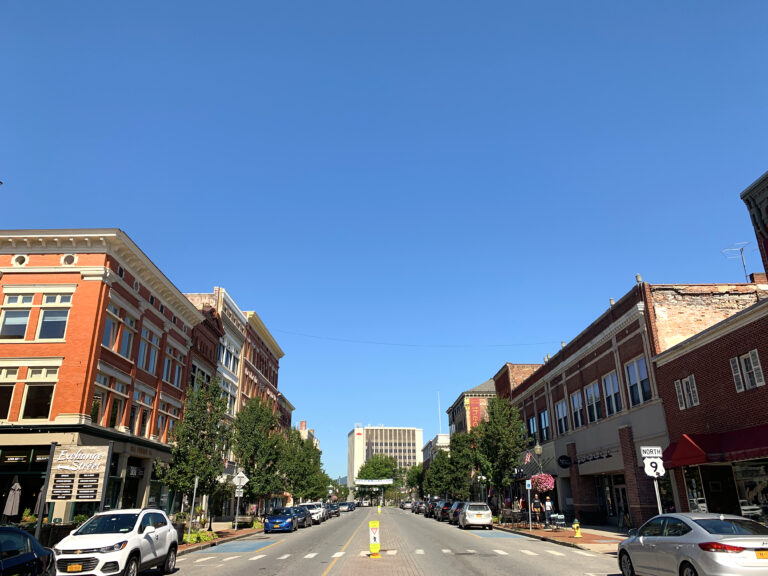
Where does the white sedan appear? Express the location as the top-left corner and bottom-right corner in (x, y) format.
(458, 502), (493, 530)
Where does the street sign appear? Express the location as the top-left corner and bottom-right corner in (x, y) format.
(235, 488), (244, 498)
(369, 520), (380, 556)
(644, 458), (666, 478)
(640, 446), (663, 458)
(232, 471), (249, 487)
(525, 479), (532, 490)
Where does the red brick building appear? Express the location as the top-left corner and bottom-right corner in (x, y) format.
(0, 229), (202, 521)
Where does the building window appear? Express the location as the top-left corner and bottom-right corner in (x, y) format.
(538, 409), (550, 441)
(674, 375), (700, 410)
(625, 356), (652, 407)
(730, 350), (765, 392)
(602, 372), (622, 416)
(138, 328), (160, 374)
(108, 398), (124, 428)
(0, 309), (30, 339)
(21, 367), (58, 420)
(0, 368), (17, 420)
(92, 388), (108, 425)
(555, 399), (569, 435)
(527, 415), (537, 440)
(585, 381), (603, 423)
(38, 309), (69, 339)
(571, 391), (584, 429)
(162, 347), (185, 388)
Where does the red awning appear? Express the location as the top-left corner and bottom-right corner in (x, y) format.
(663, 424), (768, 468)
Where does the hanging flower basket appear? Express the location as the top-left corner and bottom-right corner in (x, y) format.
(530, 473), (555, 493)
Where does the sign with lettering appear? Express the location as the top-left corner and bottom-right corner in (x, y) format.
(46, 445), (110, 502)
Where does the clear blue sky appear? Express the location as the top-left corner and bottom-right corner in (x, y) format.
(2, 2), (767, 480)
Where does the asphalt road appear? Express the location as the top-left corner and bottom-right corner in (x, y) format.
(174, 507), (620, 576)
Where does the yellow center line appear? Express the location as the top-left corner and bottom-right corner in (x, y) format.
(320, 517), (370, 576)
(253, 539), (283, 554)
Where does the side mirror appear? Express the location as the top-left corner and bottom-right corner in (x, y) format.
(628, 528), (638, 537)
(142, 525), (156, 535)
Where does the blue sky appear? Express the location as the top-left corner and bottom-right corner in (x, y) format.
(2, 2), (768, 479)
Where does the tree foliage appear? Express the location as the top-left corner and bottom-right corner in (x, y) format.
(157, 374), (231, 510)
(406, 463), (424, 498)
(473, 397), (528, 491)
(280, 429), (330, 501)
(356, 454), (401, 502)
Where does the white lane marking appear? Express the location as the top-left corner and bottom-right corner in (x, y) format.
(545, 550), (565, 556)
(467, 549), (476, 553)
(415, 549), (424, 555)
(386, 550), (398, 555)
(222, 556), (241, 562)
(442, 549), (453, 554)
(194, 556), (215, 563)
(575, 551), (596, 557)
(520, 549), (537, 555)
(249, 554), (266, 561)
(277, 554), (291, 560)
(331, 552), (345, 558)
(175, 558), (187, 563)
(494, 549), (509, 555)
(359, 551), (368, 557)
(304, 553), (318, 558)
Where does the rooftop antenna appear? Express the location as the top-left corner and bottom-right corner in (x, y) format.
(722, 242), (750, 282)
(438, 391), (442, 434)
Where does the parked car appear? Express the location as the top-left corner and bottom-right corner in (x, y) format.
(448, 501), (465, 525)
(53, 508), (177, 576)
(339, 502), (350, 512)
(458, 502), (493, 530)
(294, 506), (313, 528)
(264, 507), (298, 533)
(303, 502), (324, 524)
(414, 501), (426, 514)
(401, 501), (412, 510)
(329, 503), (340, 517)
(436, 500), (454, 522)
(618, 512), (768, 576)
(0, 525), (54, 576)
(425, 500), (439, 518)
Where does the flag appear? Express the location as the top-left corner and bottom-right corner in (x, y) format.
(524, 451), (531, 464)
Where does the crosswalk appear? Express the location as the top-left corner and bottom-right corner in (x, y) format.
(178, 546), (595, 563)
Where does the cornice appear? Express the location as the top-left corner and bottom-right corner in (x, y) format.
(0, 229), (203, 328)
(245, 311), (284, 359)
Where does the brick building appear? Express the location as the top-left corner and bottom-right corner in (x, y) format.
(0, 229), (202, 521)
(446, 379), (497, 434)
(495, 280), (768, 527)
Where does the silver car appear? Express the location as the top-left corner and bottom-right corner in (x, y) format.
(458, 502), (493, 530)
(618, 512), (768, 576)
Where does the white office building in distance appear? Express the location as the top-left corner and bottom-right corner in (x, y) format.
(347, 424), (423, 490)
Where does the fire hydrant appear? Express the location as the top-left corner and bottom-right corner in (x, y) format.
(572, 518), (582, 538)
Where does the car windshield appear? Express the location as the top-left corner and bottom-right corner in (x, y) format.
(468, 504), (489, 511)
(271, 508), (291, 515)
(695, 518), (768, 535)
(76, 513), (139, 535)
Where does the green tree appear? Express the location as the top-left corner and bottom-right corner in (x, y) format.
(232, 396), (285, 509)
(157, 374), (231, 517)
(447, 432), (484, 500)
(280, 429), (328, 501)
(357, 454), (400, 504)
(423, 450), (452, 498)
(406, 463), (424, 499)
(473, 397), (527, 496)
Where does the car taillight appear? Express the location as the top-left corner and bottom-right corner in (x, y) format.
(698, 542), (745, 553)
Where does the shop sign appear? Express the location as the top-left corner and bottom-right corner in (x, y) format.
(46, 445), (110, 502)
(557, 455), (572, 468)
(127, 466), (145, 478)
(2, 453), (28, 464)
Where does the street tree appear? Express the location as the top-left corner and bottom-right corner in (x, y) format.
(406, 463), (424, 499)
(356, 454), (400, 503)
(280, 428), (328, 501)
(156, 374), (231, 519)
(423, 450), (451, 499)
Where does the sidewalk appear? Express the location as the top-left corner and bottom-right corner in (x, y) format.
(494, 522), (627, 555)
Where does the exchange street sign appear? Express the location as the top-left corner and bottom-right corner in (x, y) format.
(46, 445), (110, 502)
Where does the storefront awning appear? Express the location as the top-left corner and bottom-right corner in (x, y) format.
(663, 424), (768, 468)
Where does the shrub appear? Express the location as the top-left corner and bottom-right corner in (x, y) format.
(73, 514), (90, 526)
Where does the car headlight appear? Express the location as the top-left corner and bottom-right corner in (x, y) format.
(99, 541), (128, 553)
(53, 548), (61, 555)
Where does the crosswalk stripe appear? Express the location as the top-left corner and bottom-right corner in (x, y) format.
(331, 552), (345, 558)
(222, 556), (240, 562)
(494, 550), (508, 556)
(359, 551), (368, 557)
(467, 550), (476, 553)
(249, 555), (266, 561)
(175, 558), (187, 563)
(441, 549), (452, 554)
(545, 550), (565, 556)
(520, 550), (537, 556)
(304, 553), (318, 558)
(575, 551), (595, 557)
(415, 549), (424, 555)
(194, 556), (215, 563)
(386, 550), (398, 555)
(277, 554), (291, 560)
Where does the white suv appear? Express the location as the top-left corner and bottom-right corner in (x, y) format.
(303, 503), (324, 524)
(53, 509), (177, 576)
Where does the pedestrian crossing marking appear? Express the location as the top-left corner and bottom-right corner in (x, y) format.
(467, 549), (476, 553)
(175, 558), (187, 563)
(222, 556), (241, 562)
(575, 551), (595, 557)
(249, 554), (266, 561)
(359, 551), (368, 556)
(494, 550), (508, 555)
(386, 550), (398, 555)
(277, 554), (291, 560)
(415, 549), (424, 555)
(441, 549), (452, 554)
(194, 556), (215, 563)
(304, 553), (318, 558)
(520, 549), (537, 555)
(545, 550), (565, 556)
(331, 552), (345, 558)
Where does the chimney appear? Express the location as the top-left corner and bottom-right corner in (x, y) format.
(300, 420), (306, 431)
(750, 272), (767, 284)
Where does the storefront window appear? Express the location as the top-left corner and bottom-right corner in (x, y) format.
(683, 466), (707, 512)
(733, 459), (768, 525)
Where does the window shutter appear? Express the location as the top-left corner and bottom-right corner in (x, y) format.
(730, 357), (745, 392)
(674, 380), (686, 410)
(687, 374), (700, 406)
(749, 349), (765, 387)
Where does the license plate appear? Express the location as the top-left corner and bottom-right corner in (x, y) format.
(757, 551), (768, 559)
(476, 514), (483, 518)
(67, 565), (82, 572)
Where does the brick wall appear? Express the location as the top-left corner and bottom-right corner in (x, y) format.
(619, 426), (659, 526)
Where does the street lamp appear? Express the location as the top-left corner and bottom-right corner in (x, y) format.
(477, 475), (487, 502)
(533, 442), (544, 474)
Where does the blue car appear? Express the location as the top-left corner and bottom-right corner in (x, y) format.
(264, 507), (298, 533)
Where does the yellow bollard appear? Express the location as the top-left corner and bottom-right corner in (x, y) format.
(369, 520), (381, 558)
(572, 518), (582, 538)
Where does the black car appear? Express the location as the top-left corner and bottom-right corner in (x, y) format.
(294, 505), (313, 528)
(329, 503), (340, 517)
(0, 526), (54, 576)
(448, 501), (465, 525)
(436, 500), (454, 522)
(425, 500), (439, 518)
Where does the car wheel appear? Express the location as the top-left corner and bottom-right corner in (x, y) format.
(160, 545), (177, 574)
(619, 552), (635, 576)
(680, 563), (698, 576)
(123, 555), (139, 576)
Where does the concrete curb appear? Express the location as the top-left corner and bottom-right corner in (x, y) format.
(177, 529), (263, 557)
(493, 524), (618, 555)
